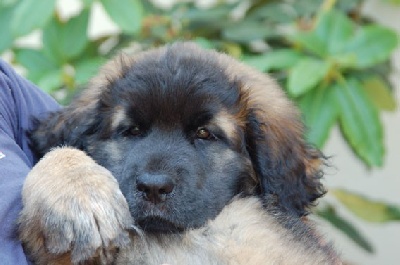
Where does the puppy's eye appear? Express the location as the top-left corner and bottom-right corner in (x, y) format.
(196, 127), (211, 139)
(129, 126), (142, 136)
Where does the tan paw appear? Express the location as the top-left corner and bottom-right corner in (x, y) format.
(19, 147), (133, 264)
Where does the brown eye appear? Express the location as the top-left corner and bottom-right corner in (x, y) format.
(196, 127), (211, 139)
(129, 126), (141, 136)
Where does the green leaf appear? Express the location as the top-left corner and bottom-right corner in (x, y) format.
(14, 48), (58, 83)
(248, 2), (297, 23)
(298, 87), (339, 148)
(332, 189), (400, 222)
(100, 0), (143, 34)
(181, 4), (232, 22)
(193, 37), (215, 50)
(0, 5), (15, 52)
(0, 0), (18, 7)
(61, 9), (90, 59)
(222, 21), (274, 43)
(243, 49), (303, 72)
(37, 69), (63, 93)
(287, 58), (330, 97)
(15, 49), (63, 92)
(363, 76), (397, 111)
(291, 0), (322, 17)
(221, 42), (242, 58)
(343, 26), (398, 69)
(15, 49), (56, 71)
(291, 10), (398, 70)
(81, 0), (94, 7)
(333, 78), (384, 166)
(290, 9), (354, 57)
(336, 0), (364, 11)
(242, 55), (270, 72)
(42, 19), (64, 64)
(317, 205), (373, 253)
(11, 0), (56, 37)
(42, 10), (89, 64)
(315, 10), (354, 54)
(74, 57), (106, 85)
(289, 32), (327, 57)
(72, 39), (101, 62)
(332, 53), (357, 68)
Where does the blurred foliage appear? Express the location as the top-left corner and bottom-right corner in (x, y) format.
(318, 189), (400, 253)
(385, 0), (400, 4)
(317, 205), (374, 253)
(332, 189), (400, 223)
(1, 0), (399, 255)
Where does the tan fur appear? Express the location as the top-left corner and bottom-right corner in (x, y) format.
(118, 197), (341, 265)
(111, 106), (127, 130)
(211, 110), (241, 142)
(19, 147), (132, 265)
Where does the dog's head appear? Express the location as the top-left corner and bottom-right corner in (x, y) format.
(30, 42), (325, 232)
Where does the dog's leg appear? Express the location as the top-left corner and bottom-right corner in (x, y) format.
(19, 147), (133, 265)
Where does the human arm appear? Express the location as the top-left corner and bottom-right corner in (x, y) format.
(0, 60), (60, 264)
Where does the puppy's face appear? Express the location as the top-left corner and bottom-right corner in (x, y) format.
(84, 57), (255, 231)
(30, 42), (325, 233)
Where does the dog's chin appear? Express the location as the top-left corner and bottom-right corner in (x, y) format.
(137, 217), (184, 234)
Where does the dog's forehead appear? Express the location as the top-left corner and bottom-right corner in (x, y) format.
(108, 49), (241, 125)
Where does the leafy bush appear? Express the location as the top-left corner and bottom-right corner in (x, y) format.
(1, 0), (399, 256)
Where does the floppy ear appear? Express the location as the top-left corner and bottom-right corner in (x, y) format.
(214, 52), (326, 217)
(29, 53), (133, 157)
(245, 105), (325, 217)
(29, 102), (97, 157)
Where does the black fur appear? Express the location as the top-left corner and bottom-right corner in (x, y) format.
(245, 110), (325, 216)
(29, 42), (325, 232)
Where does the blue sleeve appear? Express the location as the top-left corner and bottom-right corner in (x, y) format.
(0, 60), (60, 264)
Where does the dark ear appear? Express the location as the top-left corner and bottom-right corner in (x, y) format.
(243, 80), (325, 217)
(212, 51), (326, 217)
(245, 107), (325, 217)
(29, 53), (133, 157)
(29, 103), (97, 157)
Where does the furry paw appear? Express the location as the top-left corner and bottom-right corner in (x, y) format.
(19, 147), (133, 264)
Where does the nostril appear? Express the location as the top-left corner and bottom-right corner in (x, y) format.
(137, 183), (149, 193)
(136, 174), (174, 203)
(159, 181), (174, 195)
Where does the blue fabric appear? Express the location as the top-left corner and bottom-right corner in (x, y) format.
(0, 60), (60, 264)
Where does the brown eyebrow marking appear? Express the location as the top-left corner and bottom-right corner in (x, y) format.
(211, 110), (239, 142)
(111, 106), (127, 130)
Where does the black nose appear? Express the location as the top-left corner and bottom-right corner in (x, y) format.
(136, 174), (174, 203)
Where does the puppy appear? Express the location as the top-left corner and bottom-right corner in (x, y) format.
(21, 148), (339, 265)
(20, 42), (340, 264)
